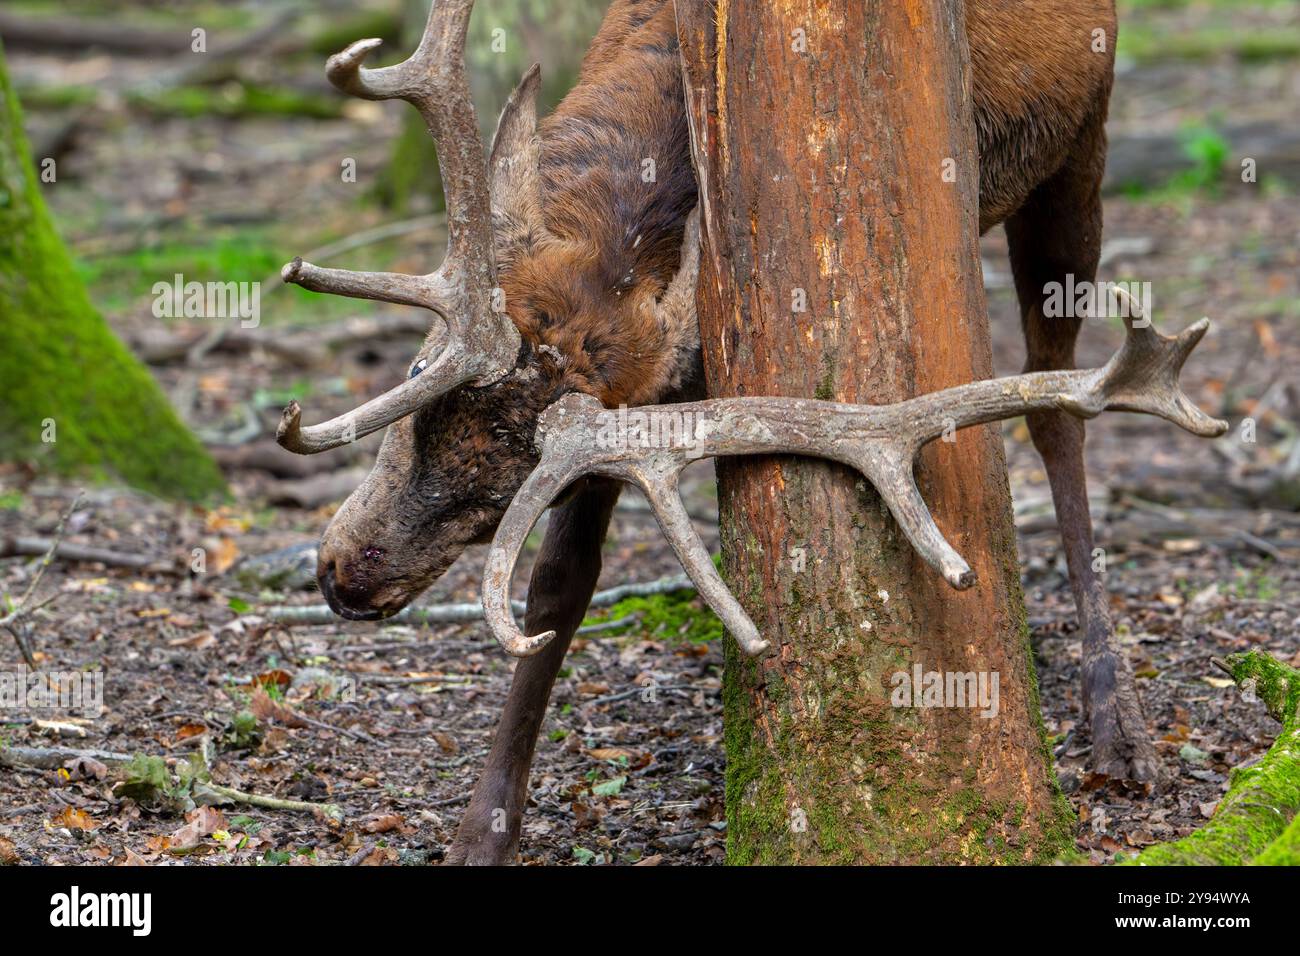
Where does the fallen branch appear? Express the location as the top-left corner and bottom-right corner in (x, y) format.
(261, 573), (694, 627)
(1126, 650), (1300, 865)
(202, 781), (343, 823)
(0, 10), (194, 54)
(134, 311), (433, 367)
(0, 745), (133, 770)
(0, 744), (343, 821)
(0, 535), (170, 573)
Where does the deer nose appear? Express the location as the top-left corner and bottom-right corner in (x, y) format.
(318, 555), (383, 621)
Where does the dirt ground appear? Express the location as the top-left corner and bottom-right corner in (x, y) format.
(2, 1), (1298, 865)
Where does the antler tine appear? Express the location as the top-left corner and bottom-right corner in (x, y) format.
(324, 0), (494, 273)
(482, 397), (594, 656)
(482, 313), (1225, 659)
(276, 0), (522, 455)
(1076, 288), (1230, 438)
(862, 458), (978, 589)
(629, 464), (770, 655)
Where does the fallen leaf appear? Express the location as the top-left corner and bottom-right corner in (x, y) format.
(51, 807), (97, 831)
(591, 775), (627, 797)
(210, 537), (240, 575)
(588, 748), (635, 761)
(252, 670), (293, 692)
(169, 632), (216, 649)
(362, 814), (404, 834)
(170, 807), (227, 849)
(250, 687), (307, 729)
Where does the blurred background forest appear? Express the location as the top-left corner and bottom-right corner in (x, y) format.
(0, 0), (1298, 865)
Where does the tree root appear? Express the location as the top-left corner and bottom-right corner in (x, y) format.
(1125, 650), (1300, 865)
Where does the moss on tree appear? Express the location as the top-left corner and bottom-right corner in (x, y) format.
(0, 42), (224, 501)
(1126, 651), (1300, 865)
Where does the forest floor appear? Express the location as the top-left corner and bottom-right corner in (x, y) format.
(2, 0), (1299, 865)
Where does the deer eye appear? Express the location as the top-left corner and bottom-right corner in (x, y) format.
(409, 359), (428, 379)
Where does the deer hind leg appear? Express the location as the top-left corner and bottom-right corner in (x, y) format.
(1004, 112), (1160, 783)
(445, 479), (621, 864)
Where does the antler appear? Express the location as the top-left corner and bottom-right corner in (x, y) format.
(276, 0), (523, 454)
(483, 305), (1227, 658)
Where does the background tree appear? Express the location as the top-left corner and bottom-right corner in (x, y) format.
(678, 0), (1072, 862)
(0, 42), (224, 502)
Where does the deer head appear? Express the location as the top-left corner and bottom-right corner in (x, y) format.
(275, 0), (699, 620)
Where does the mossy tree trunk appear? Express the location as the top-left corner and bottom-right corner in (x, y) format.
(0, 42), (224, 502)
(678, 0), (1071, 863)
(1129, 651), (1300, 866)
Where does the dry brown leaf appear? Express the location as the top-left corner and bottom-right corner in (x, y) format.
(174, 723), (208, 741)
(587, 748), (635, 761)
(170, 807), (226, 849)
(361, 814), (404, 834)
(210, 537), (240, 574)
(51, 807), (97, 831)
(0, 835), (18, 865)
(253, 670), (293, 691)
(169, 632), (216, 649)
(250, 687), (307, 729)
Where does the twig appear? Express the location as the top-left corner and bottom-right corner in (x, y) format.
(261, 573), (695, 627)
(1, 493), (81, 665)
(295, 713), (377, 746)
(353, 673), (473, 686)
(585, 684), (710, 706)
(345, 842), (377, 866)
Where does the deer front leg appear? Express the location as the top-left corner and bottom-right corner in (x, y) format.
(445, 479), (620, 865)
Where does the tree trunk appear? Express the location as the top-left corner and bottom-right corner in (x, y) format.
(0, 42), (224, 502)
(677, 0), (1071, 863)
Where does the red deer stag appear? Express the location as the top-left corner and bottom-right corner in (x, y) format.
(275, 0), (1224, 863)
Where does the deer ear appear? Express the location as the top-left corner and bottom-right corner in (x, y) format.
(490, 63), (546, 237)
